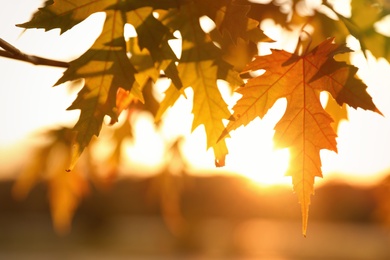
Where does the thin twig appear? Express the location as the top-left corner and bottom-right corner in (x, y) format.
(0, 38), (69, 68)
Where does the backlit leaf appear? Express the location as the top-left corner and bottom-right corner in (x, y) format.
(157, 3), (242, 164)
(155, 84), (182, 123)
(17, 0), (117, 33)
(195, 0), (267, 43)
(127, 7), (182, 89)
(222, 38), (381, 235)
(47, 142), (89, 234)
(17, 0), (179, 34)
(334, 0), (390, 61)
(127, 37), (160, 88)
(56, 10), (143, 170)
(325, 97), (348, 133)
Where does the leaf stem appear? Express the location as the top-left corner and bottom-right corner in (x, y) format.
(0, 38), (69, 68)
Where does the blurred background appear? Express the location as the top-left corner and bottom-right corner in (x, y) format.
(1, 0), (390, 259)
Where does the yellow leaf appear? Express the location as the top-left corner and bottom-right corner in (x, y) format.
(49, 170), (89, 235)
(157, 4), (240, 164)
(127, 7), (182, 89)
(17, 0), (117, 33)
(12, 147), (49, 200)
(331, 0), (390, 61)
(155, 84), (183, 122)
(56, 10), (143, 170)
(48, 149), (89, 235)
(188, 62), (230, 150)
(127, 37), (161, 88)
(325, 96), (348, 133)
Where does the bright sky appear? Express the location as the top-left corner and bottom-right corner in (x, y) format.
(1, 1), (390, 187)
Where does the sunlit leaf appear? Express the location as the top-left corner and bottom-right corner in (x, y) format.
(155, 84), (182, 123)
(332, 0), (390, 61)
(56, 10), (143, 170)
(127, 37), (160, 88)
(127, 7), (182, 89)
(17, 0), (179, 33)
(222, 38), (381, 235)
(17, 0), (116, 33)
(12, 147), (49, 200)
(241, 0), (289, 27)
(11, 128), (89, 234)
(157, 4), (242, 164)
(195, 0), (267, 43)
(209, 28), (259, 72)
(325, 97), (348, 133)
(47, 142), (89, 234)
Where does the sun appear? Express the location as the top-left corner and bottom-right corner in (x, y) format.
(158, 82), (293, 187)
(222, 105), (292, 187)
(225, 140), (291, 187)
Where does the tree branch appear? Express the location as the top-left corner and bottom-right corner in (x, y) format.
(0, 38), (69, 68)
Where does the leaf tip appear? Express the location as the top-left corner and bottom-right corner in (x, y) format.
(66, 162), (77, 173)
(217, 128), (229, 143)
(67, 143), (82, 172)
(375, 107), (384, 117)
(302, 206), (309, 237)
(294, 178), (312, 238)
(215, 158), (225, 167)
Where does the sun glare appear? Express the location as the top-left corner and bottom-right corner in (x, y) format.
(222, 99), (292, 187)
(122, 112), (166, 175)
(225, 127), (291, 186)
(153, 79), (292, 186)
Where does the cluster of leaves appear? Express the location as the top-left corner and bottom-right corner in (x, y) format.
(15, 0), (389, 235)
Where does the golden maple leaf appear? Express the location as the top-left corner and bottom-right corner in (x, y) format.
(56, 10), (143, 170)
(156, 4), (243, 166)
(222, 38), (381, 236)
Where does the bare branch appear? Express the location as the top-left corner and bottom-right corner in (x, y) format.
(0, 38), (69, 68)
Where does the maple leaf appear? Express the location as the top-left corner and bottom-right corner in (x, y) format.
(126, 7), (182, 89)
(240, 0), (289, 28)
(17, 0), (117, 33)
(17, 0), (179, 33)
(12, 146), (51, 200)
(222, 38), (380, 235)
(290, 9), (350, 53)
(48, 146), (89, 235)
(324, 97), (348, 134)
(155, 84), (182, 123)
(156, 3), (243, 165)
(55, 10), (143, 170)
(329, 0), (390, 61)
(209, 28), (259, 72)
(12, 128), (89, 234)
(127, 37), (160, 88)
(195, 0), (267, 43)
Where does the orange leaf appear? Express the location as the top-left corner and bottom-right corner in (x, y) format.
(224, 38), (381, 236)
(49, 169), (89, 235)
(115, 87), (134, 117)
(45, 142), (89, 235)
